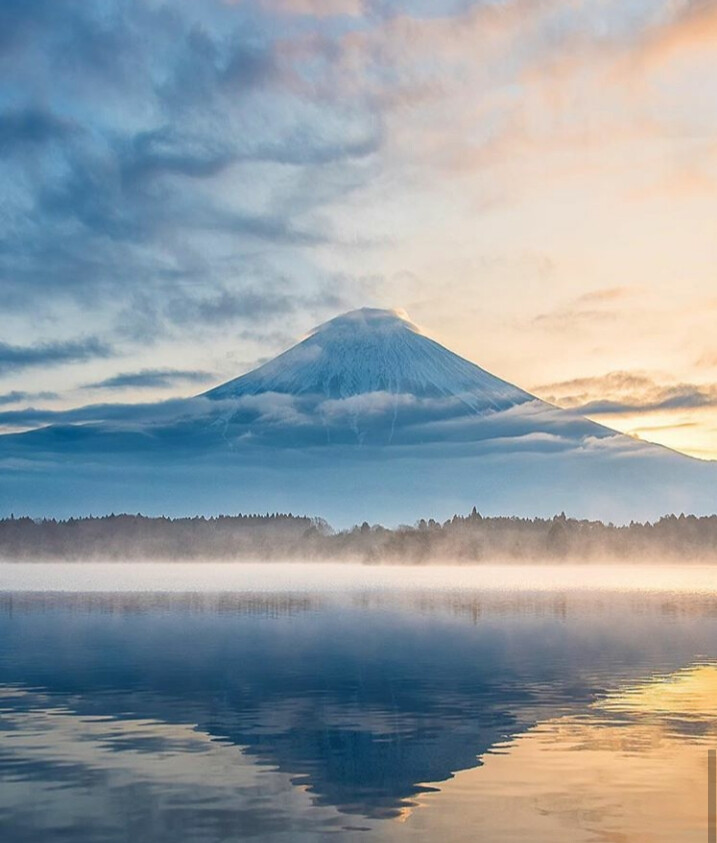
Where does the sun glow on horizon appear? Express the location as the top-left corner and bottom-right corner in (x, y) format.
(577, 409), (717, 461)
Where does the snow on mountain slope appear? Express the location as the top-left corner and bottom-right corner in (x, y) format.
(197, 308), (618, 448)
(205, 308), (531, 411)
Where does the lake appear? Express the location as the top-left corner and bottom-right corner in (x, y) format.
(1, 563), (716, 842)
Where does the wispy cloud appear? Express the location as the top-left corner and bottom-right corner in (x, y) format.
(532, 288), (636, 332)
(84, 369), (215, 391)
(0, 338), (113, 375)
(536, 371), (717, 415)
(0, 397), (217, 430)
(0, 390), (59, 407)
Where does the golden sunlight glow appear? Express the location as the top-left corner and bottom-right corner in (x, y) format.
(390, 664), (717, 843)
(600, 663), (717, 718)
(613, 413), (717, 461)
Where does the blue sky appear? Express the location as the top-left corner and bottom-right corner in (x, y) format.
(2, 0), (717, 457)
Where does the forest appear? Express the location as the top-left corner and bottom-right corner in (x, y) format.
(2, 508), (717, 562)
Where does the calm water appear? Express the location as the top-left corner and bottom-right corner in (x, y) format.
(1, 563), (716, 842)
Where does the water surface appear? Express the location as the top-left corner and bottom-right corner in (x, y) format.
(1, 563), (715, 841)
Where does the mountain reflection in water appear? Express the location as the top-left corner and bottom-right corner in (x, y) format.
(0, 565), (716, 842)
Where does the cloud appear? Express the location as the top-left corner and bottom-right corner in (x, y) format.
(0, 107), (75, 153)
(319, 391), (419, 420)
(572, 287), (634, 305)
(0, 379), (608, 459)
(578, 390), (717, 415)
(251, 0), (363, 17)
(0, 337), (113, 375)
(166, 288), (295, 327)
(319, 0), (717, 219)
(537, 371), (659, 400)
(697, 350), (717, 368)
(161, 282), (352, 332)
(0, 0), (384, 352)
(0, 396), (219, 430)
(0, 390), (58, 407)
(532, 288), (637, 332)
(83, 369), (215, 391)
(639, 0), (717, 67)
(536, 371), (717, 415)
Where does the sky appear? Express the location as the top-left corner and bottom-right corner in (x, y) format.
(2, 0), (717, 459)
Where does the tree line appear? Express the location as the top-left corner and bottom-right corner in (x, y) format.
(2, 508), (717, 562)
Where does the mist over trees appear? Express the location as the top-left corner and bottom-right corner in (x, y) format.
(2, 509), (717, 562)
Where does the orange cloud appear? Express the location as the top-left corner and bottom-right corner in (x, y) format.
(641, 0), (717, 65)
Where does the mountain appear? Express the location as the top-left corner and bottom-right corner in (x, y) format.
(199, 307), (608, 449)
(1, 307), (715, 524)
(206, 308), (529, 407)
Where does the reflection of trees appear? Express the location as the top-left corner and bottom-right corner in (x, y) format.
(3, 510), (717, 562)
(0, 592), (322, 617)
(3, 590), (717, 621)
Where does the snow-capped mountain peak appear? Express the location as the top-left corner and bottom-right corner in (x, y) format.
(204, 307), (531, 409)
